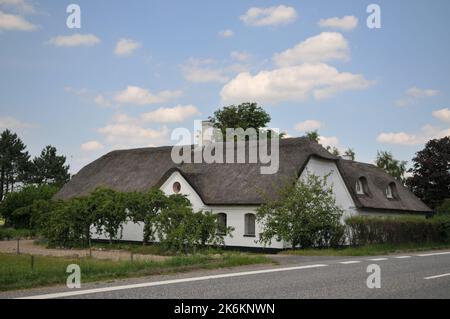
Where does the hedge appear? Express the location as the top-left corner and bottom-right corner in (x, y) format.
(345, 215), (450, 246)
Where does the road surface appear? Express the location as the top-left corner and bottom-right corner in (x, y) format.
(2, 250), (450, 299)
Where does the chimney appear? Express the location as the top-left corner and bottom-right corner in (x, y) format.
(201, 120), (214, 145)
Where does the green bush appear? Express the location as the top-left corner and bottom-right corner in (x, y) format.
(0, 227), (33, 240)
(436, 199), (450, 215)
(345, 215), (450, 246)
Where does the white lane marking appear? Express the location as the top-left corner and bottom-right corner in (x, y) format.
(368, 258), (388, 261)
(417, 251), (450, 257)
(339, 261), (361, 264)
(394, 256), (411, 259)
(424, 273), (450, 280)
(17, 264), (328, 299)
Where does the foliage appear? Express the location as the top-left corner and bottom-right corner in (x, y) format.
(436, 199), (450, 215)
(126, 188), (169, 244)
(154, 194), (233, 252)
(327, 146), (340, 156)
(208, 102), (271, 141)
(345, 215), (450, 246)
(0, 129), (30, 200)
(0, 227), (33, 240)
(305, 130), (319, 142)
(257, 173), (345, 249)
(0, 184), (58, 227)
(375, 151), (407, 183)
(344, 148), (356, 161)
(406, 136), (450, 209)
(30, 145), (70, 187)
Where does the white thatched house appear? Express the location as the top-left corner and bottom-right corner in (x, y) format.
(56, 136), (431, 250)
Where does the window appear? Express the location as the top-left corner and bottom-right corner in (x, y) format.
(356, 177), (368, 195)
(386, 182), (397, 199)
(172, 182), (181, 193)
(217, 213), (227, 235)
(245, 214), (256, 237)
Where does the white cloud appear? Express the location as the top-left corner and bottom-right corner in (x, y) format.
(0, 10), (36, 31)
(240, 5), (297, 27)
(433, 108), (450, 124)
(318, 136), (340, 149)
(64, 86), (89, 96)
(47, 34), (100, 47)
(395, 86), (438, 107)
(140, 105), (200, 124)
(295, 120), (322, 132)
(81, 140), (104, 151)
(98, 117), (169, 148)
(0, 116), (36, 130)
(274, 32), (349, 66)
(377, 125), (450, 145)
(114, 86), (182, 106)
(221, 63), (371, 104)
(94, 95), (112, 107)
(219, 29), (234, 38)
(182, 58), (230, 83)
(231, 51), (251, 62)
(0, 0), (35, 14)
(114, 38), (142, 56)
(318, 16), (358, 31)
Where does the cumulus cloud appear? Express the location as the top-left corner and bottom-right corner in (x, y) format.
(81, 140), (104, 151)
(0, 116), (37, 130)
(114, 86), (182, 106)
(114, 38), (142, 56)
(395, 86), (438, 107)
(0, 10), (37, 31)
(274, 32), (349, 66)
(231, 51), (251, 62)
(0, 0), (35, 14)
(377, 125), (450, 146)
(47, 33), (100, 47)
(295, 120), (322, 132)
(221, 63), (371, 104)
(432, 108), (450, 124)
(181, 58), (230, 83)
(318, 16), (358, 31)
(219, 29), (234, 38)
(98, 115), (169, 148)
(140, 105), (200, 123)
(94, 95), (112, 107)
(240, 5), (297, 27)
(318, 136), (340, 149)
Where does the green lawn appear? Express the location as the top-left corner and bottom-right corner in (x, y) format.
(0, 252), (273, 291)
(281, 242), (450, 256)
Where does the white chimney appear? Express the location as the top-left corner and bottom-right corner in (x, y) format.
(201, 120), (214, 145)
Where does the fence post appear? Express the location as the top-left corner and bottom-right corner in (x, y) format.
(89, 238), (92, 258)
(130, 252), (134, 262)
(16, 238), (20, 255)
(31, 255), (34, 271)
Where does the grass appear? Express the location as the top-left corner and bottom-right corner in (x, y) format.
(281, 242), (450, 257)
(0, 252), (273, 291)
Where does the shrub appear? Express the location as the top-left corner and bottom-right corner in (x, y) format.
(436, 199), (450, 215)
(345, 215), (450, 246)
(257, 173), (345, 249)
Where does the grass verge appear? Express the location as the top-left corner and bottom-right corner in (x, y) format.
(281, 242), (450, 256)
(0, 252), (273, 292)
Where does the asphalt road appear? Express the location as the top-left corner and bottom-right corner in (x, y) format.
(2, 250), (450, 299)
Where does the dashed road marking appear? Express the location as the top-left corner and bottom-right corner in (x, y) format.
(424, 273), (450, 280)
(394, 256), (411, 259)
(417, 251), (450, 257)
(368, 258), (388, 261)
(339, 261), (361, 264)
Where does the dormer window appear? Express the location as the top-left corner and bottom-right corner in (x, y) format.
(386, 182), (397, 199)
(356, 177), (368, 195)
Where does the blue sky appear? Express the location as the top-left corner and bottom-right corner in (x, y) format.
(0, 0), (449, 173)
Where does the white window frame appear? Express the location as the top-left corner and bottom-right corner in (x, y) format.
(244, 213), (256, 237)
(356, 179), (364, 195)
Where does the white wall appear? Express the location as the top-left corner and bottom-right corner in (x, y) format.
(300, 157), (357, 221)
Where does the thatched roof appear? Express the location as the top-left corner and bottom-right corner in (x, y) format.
(56, 137), (431, 213)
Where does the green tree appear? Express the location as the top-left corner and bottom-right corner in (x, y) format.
(257, 174), (345, 249)
(0, 129), (30, 200)
(305, 130), (319, 142)
(0, 184), (58, 227)
(209, 103), (271, 141)
(406, 137), (450, 209)
(436, 199), (450, 216)
(126, 188), (169, 245)
(31, 145), (70, 187)
(344, 148), (356, 161)
(376, 151), (407, 183)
